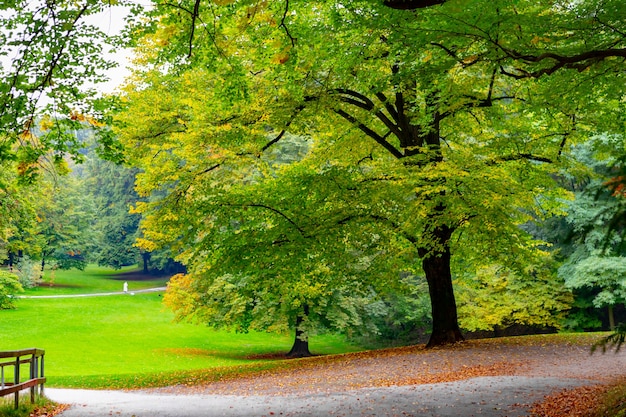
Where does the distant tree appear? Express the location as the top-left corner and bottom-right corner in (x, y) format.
(161, 159), (403, 357)
(556, 134), (626, 330)
(0, 159), (38, 268)
(82, 153), (142, 269)
(34, 174), (94, 272)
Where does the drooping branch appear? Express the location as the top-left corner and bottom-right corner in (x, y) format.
(279, 0), (296, 47)
(430, 42), (480, 68)
(261, 100), (310, 152)
(491, 153), (554, 164)
(247, 203), (308, 237)
(261, 129), (287, 152)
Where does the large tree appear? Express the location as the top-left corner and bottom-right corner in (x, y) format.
(113, 0), (591, 347)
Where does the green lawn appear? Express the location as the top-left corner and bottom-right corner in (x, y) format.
(1, 265), (362, 389)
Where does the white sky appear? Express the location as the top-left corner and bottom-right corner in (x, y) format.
(86, 5), (134, 94)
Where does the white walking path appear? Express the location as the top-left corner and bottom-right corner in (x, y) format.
(46, 376), (592, 417)
(18, 287), (167, 299)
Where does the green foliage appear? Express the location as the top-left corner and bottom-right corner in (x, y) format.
(34, 174), (95, 271)
(354, 273), (433, 347)
(553, 135), (626, 327)
(160, 163), (407, 340)
(0, 270), (23, 309)
(456, 262), (573, 332)
(0, 1), (123, 177)
(82, 150), (142, 269)
(567, 256), (626, 309)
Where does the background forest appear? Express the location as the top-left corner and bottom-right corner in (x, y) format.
(0, 0), (625, 351)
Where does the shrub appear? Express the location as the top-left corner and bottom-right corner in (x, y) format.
(0, 270), (23, 309)
(15, 256), (41, 289)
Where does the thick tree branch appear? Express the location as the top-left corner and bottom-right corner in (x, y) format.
(383, 0), (446, 10)
(491, 153), (554, 164)
(334, 88), (404, 141)
(279, 0), (296, 47)
(501, 48), (626, 79)
(188, 0), (201, 58)
(374, 91), (400, 123)
(333, 108), (404, 158)
(247, 203), (308, 237)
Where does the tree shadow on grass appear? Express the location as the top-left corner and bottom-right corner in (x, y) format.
(109, 269), (171, 282)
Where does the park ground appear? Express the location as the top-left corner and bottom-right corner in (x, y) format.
(47, 334), (626, 417)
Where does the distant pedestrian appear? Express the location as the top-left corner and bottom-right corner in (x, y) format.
(123, 282), (128, 293)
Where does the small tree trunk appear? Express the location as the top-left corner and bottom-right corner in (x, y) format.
(142, 253), (150, 274)
(287, 305), (312, 358)
(608, 305), (616, 331)
(41, 258), (45, 273)
(8, 252), (14, 272)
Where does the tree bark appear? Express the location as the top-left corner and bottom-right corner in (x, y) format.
(608, 305), (616, 331)
(420, 223), (464, 347)
(335, 83), (465, 347)
(142, 252), (150, 273)
(287, 305), (312, 358)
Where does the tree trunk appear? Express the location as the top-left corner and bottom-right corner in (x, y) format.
(8, 251), (14, 271)
(608, 305), (616, 331)
(420, 223), (464, 347)
(142, 253), (150, 274)
(287, 305), (312, 358)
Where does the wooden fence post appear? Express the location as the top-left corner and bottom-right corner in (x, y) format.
(14, 356), (19, 409)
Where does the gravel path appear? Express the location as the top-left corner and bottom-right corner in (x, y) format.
(47, 338), (626, 417)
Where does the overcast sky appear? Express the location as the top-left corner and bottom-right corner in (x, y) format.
(87, 5), (133, 94)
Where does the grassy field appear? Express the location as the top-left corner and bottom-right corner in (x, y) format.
(26, 265), (169, 295)
(1, 265), (362, 389)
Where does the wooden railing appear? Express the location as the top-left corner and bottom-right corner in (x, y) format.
(0, 348), (46, 409)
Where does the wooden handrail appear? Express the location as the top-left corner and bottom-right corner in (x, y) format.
(0, 348), (46, 409)
(0, 349), (45, 359)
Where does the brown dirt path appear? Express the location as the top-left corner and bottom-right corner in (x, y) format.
(150, 336), (626, 397)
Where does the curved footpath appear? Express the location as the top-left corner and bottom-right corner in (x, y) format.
(47, 376), (590, 417)
(46, 340), (626, 417)
(18, 287), (167, 299)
